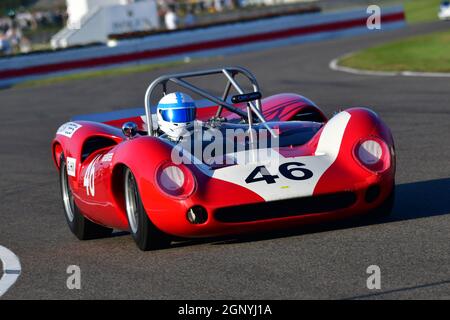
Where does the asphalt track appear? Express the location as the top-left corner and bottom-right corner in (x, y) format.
(0, 21), (449, 299)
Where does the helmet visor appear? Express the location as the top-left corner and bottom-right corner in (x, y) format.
(159, 108), (196, 123)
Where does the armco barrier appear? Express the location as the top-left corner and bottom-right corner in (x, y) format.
(0, 6), (405, 87)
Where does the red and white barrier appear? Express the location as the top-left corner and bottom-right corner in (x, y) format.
(0, 6), (405, 87)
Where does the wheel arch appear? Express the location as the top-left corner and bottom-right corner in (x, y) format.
(52, 141), (64, 169)
(110, 162), (129, 224)
(108, 137), (174, 227)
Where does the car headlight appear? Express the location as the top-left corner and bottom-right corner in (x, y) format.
(156, 162), (196, 198)
(354, 137), (391, 173)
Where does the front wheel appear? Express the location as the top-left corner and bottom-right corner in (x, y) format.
(60, 155), (112, 240)
(124, 168), (171, 251)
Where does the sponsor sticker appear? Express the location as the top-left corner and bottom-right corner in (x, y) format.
(102, 153), (114, 162)
(66, 157), (77, 177)
(57, 122), (82, 138)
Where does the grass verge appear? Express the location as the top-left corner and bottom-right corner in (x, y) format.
(16, 60), (187, 89)
(339, 29), (450, 73)
(404, 0), (441, 24)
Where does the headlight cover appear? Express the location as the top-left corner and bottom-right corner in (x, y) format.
(156, 162), (196, 198)
(354, 137), (390, 173)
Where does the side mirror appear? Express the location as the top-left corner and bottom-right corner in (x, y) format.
(122, 122), (138, 139)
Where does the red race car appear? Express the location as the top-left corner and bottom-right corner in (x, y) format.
(52, 67), (395, 251)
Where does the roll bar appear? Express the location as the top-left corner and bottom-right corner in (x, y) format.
(144, 66), (277, 138)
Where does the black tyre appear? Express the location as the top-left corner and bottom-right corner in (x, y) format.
(60, 155), (112, 240)
(124, 167), (171, 251)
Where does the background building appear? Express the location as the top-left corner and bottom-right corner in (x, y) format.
(52, 0), (159, 48)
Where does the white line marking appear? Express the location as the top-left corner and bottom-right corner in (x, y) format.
(0, 246), (21, 297)
(329, 53), (450, 78)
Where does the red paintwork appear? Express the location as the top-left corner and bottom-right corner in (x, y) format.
(52, 93), (395, 238)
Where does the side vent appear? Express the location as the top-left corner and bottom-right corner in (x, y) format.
(81, 137), (117, 162)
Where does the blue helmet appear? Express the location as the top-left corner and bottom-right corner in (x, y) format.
(157, 92), (197, 138)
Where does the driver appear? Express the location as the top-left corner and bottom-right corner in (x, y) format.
(156, 92), (197, 140)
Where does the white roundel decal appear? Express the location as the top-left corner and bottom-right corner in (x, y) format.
(160, 166), (185, 191)
(0, 246), (21, 297)
(358, 140), (382, 165)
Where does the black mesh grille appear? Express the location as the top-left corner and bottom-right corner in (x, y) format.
(214, 192), (357, 223)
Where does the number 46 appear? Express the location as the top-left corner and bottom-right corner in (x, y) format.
(245, 162), (313, 184)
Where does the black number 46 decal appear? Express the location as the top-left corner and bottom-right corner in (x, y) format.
(245, 162), (313, 184)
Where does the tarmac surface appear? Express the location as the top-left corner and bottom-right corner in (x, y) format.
(0, 21), (449, 299)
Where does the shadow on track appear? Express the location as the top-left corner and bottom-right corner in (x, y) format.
(343, 278), (450, 300)
(167, 177), (450, 248)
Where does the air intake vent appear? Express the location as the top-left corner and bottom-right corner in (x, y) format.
(215, 192), (357, 223)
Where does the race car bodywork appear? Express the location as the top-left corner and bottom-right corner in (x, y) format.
(52, 67), (395, 250)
